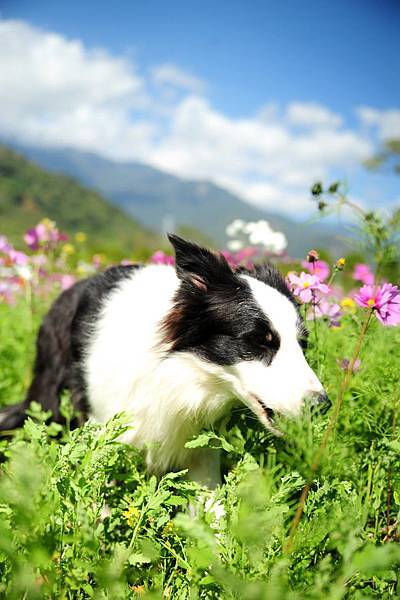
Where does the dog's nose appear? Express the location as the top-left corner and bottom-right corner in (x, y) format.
(306, 390), (331, 415)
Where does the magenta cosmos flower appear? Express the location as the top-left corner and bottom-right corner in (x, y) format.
(354, 283), (400, 326)
(24, 221), (67, 250)
(353, 263), (374, 285)
(301, 259), (330, 282)
(149, 250), (175, 266)
(287, 272), (330, 303)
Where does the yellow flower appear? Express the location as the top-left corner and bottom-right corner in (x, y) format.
(340, 297), (356, 311)
(162, 521), (174, 537)
(123, 505), (141, 528)
(40, 217), (56, 229)
(62, 243), (75, 255)
(336, 257), (346, 269)
(75, 231), (87, 243)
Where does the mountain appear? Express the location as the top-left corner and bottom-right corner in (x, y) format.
(10, 144), (344, 258)
(0, 146), (159, 259)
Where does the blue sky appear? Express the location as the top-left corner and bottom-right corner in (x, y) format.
(1, 0), (399, 216)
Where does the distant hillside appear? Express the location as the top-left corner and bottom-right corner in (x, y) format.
(11, 144), (344, 258)
(0, 146), (160, 259)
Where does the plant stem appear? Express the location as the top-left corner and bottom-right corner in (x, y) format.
(283, 308), (373, 554)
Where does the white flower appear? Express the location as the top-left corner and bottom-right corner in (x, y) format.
(268, 231), (287, 254)
(226, 219), (245, 237)
(15, 264), (33, 281)
(227, 239), (244, 251)
(243, 220), (287, 253)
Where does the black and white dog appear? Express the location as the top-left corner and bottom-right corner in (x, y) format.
(0, 235), (329, 487)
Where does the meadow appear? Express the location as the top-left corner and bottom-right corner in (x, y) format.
(0, 187), (400, 599)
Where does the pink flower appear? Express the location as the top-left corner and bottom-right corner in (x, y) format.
(301, 259), (330, 282)
(310, 301), (341, 327)
(353, 263), (374, 285)
(150, 250), (175, 266)
(24, 221), (68, 250)
(0, 280), (18, 305)
(354, 283), (400, 326)
(7, 249), (29, 266)
(0, 236), (12, 254)
(287, 272), (330, 303)
(221, 247), (256, 269)
(58, 274), (76, 291)
(339, 358), (361, 373)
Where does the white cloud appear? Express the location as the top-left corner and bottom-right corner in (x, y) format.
(286, 102), (343, 129)
(357, 106), (400, 139)
(0, 19), (383, 216)
(150, 96), (371, 210)
(0, 20), (154, 156)
(151, 63), (205, 94)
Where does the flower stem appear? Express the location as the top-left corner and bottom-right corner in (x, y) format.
(283, 308), (373, 554)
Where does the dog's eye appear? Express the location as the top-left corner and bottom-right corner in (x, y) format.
(265, 332), (273, 343)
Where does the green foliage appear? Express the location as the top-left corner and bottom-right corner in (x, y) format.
(310, 181), (400, 282)
(364, 138), (400, 175)
(0, 298), (399, 598)
(0, 146), (161, 261)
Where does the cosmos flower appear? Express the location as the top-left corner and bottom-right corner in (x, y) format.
(339, 358), (361, 373)
(150, 250), (175, 266)
(309, 301), (341, 327)
(301, 258), (330, 281)
(287, 272), (330, 303)
(354, 283), (400, 326)
(24, 220), (67, 250)
(353, 263), (374, 285)
(0, 236), (12, 254)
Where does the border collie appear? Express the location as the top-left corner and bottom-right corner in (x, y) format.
(0, 235), (329, 487)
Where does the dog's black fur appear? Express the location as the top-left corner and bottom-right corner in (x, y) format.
(0, 265), (139, 432)
(162, 236), (293, 365)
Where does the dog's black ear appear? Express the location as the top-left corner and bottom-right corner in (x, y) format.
(168, 233), (232, 291)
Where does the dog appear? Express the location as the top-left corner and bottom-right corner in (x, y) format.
(0, 234), (329, 488)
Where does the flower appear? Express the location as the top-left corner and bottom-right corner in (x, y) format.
(0, 280), (18, 305)
(62, 243), (75, 255)
(243, 220), (287, 253)
(221, 247), (257, 269)
(287, 272), (330, 303)
(354, 283), (400, 326)
(340, 297), (356, 311)
(0, 236), (11, 254)
(75, 232), (87, 243)
(306, 249), (319, 263)
(301, 258), (330, 281)
(123, 505), (141, 528)
(7, 249), (29, 266)
(150, 250), (175, 266)
(335, 258), (346, 270)
(353, 263), (374, 285)
(226, 239), (244, 251)
(310, 301), (341, 327)
(339, 358), (361, 373)
(58, 274), (76, 291)
(24, 219), (68, 250)
(226, 219), (245, 237)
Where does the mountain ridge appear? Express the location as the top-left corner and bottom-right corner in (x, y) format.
(7, 142), (344, 257)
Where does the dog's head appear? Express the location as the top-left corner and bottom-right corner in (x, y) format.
(163, 234), (329, 431)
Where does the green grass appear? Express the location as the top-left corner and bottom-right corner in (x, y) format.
(0, 298), (399, 599)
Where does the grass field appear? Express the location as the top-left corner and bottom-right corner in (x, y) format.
(0, 292), (399, 599)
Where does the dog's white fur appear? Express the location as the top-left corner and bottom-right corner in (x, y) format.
(84, 263), (323, 486)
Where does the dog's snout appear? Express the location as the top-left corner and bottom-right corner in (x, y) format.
(306, 390), (331, 415)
